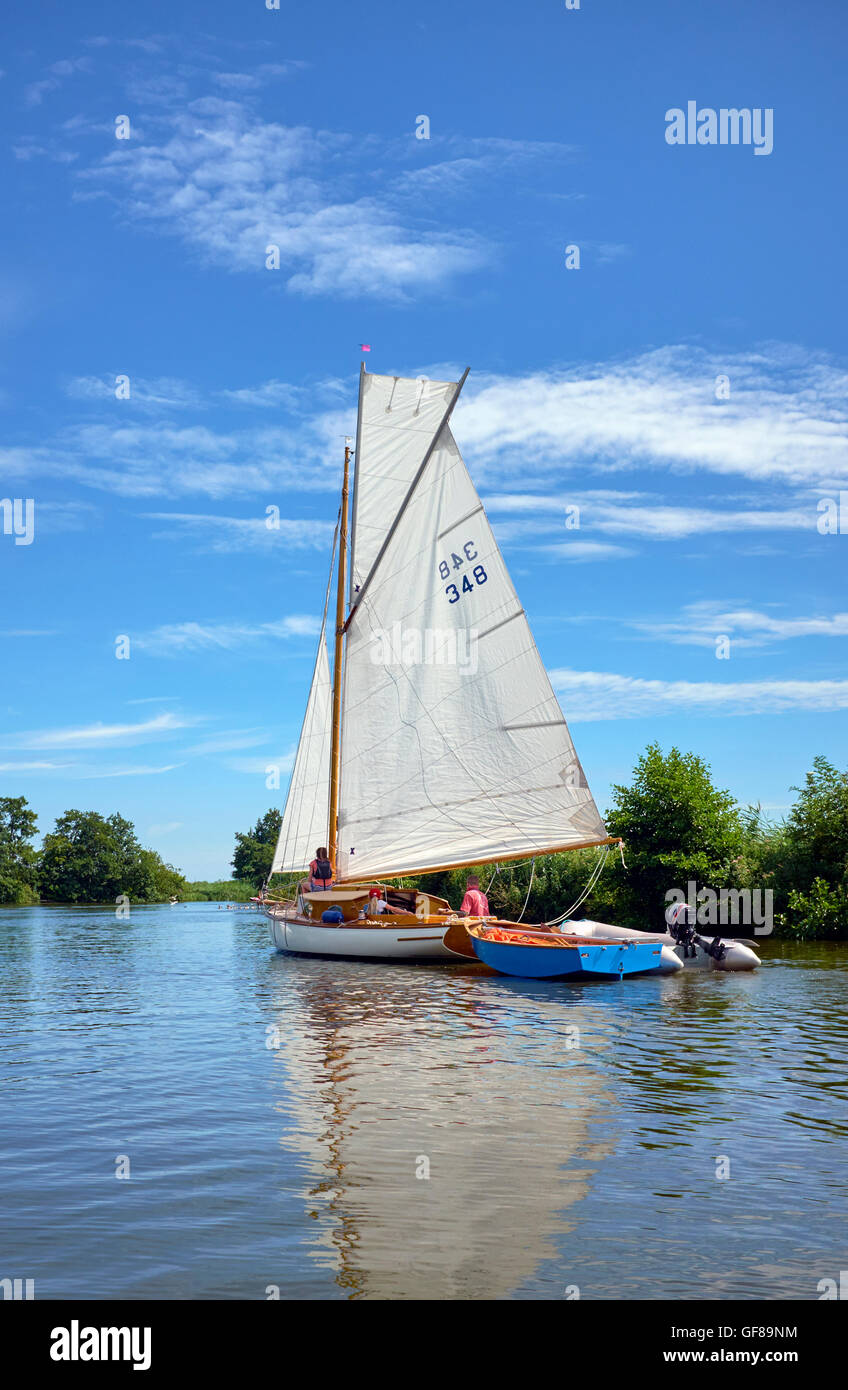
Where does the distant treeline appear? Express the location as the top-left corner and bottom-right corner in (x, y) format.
(0, 805), (187, 906)
(183, 879), (256, 902)
(4, 749), (847, 936)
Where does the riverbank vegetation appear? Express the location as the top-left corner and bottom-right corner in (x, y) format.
(408, 750), (848, 941)
(3, 750), (846, 936)
(262, 748), (848, 941)
(183, 879), (257, 902)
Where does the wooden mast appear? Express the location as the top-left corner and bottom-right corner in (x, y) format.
(328, 441), (350, 876)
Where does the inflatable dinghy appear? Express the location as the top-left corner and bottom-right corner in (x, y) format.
(563, 919), (760, 972)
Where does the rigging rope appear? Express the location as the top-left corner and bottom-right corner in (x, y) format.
(545, 845), (611, 927)
(515, 858), (536, 922)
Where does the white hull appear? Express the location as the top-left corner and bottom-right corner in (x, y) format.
(267, 909), (467, 961)
(571, 919), (760, 972)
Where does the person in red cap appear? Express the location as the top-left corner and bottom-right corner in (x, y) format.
(366, 887), (402, 916)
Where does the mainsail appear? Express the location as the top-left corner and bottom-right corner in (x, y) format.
(335, 370), (608, 881)
(270, 631), (333, 874)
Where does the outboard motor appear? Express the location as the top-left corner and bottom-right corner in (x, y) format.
(665, 902), (727, 963)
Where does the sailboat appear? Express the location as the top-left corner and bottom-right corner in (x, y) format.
(264, 364), (762, 973)
(263, 363), (629, 964)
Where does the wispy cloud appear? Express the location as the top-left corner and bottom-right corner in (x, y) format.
(484, 489), (816, 539)
(143, 513), (336, 550)
(74, 763), (183, 778)
(24, 55), (93, 107)
(538, 539), (634, 562)
(459, 346), (848, 488)
(0, 760), (73, 771)
(551, 669), (848, 721)
(627, 602), (848, 649)
(65, 375), (202, 409)
(4, 711), (196, 750)
(133, 617), (320, 655)
(79, 97), (490, 299)
(11, 347), (846, 507)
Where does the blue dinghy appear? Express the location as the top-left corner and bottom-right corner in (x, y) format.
(468, 925), (664, 980)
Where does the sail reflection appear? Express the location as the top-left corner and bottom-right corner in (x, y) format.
(268, 958), (617, 1299)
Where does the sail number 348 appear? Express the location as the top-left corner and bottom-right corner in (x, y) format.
(438, 540), (488, 604)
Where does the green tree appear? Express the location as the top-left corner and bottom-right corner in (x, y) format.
(0, 796), (39, 904)
(783, 757), (848, 890)
(38, 810), (187, 904)
(604, 743), (744, 928)
(232, 808), (283, 888)
(771, 758), (848, 938)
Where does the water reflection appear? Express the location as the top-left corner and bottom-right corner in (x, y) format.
(2, 908), (847, 1299)
(267, 958), (617, 1299)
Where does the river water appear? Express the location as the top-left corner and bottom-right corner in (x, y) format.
(1, 901), (845, 1300)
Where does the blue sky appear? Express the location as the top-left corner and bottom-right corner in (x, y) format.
(1, 0), (846, 879)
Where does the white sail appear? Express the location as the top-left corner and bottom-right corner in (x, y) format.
(271, 634), (332, 874)
(350, 370), (460, 592)
(337, 393), (608, 881)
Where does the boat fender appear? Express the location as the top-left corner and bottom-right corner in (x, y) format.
(321, 907), (344, 924)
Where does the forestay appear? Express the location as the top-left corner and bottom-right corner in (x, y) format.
(337, 395), (608, 881)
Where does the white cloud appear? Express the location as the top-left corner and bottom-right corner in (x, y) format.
(628, 602), (848, 649)
(134, 617), (321, 655)
(484, 490), (816, 539)
(79, 98), (490, 299)
(0, 760), (73, 771)
(24, 55), (93, 107)
(143, 513), (335, 550)
(0, 410), (350, 498)
(538, 540), (634, 562)
(458, 347), (848, 488)
(220, 379), (303, 408)
(8, 348), (848, 510)
(75, 763), (183, 778)
(151, 509), (328, 542)
(5, 711), (195, 750)
(551, 668), (848, 721)
(66, 375), (202, 409)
